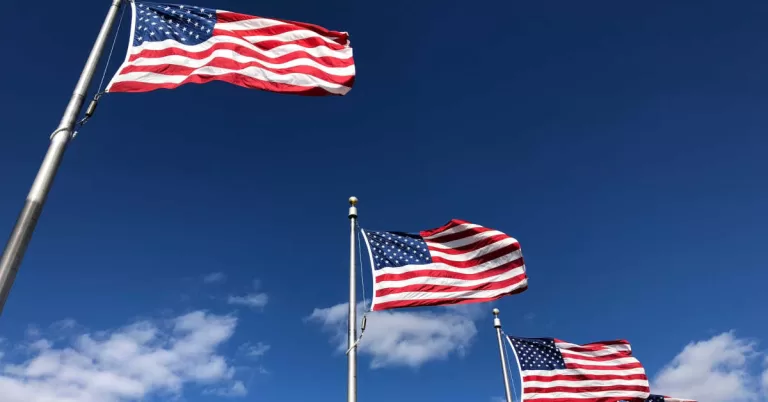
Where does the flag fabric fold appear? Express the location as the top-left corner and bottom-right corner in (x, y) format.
(107, 2), (355, 95)
(361, 219), (527, 311)
(507, 336), (651, 402)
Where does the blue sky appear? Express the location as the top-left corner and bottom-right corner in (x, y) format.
(0, 0), (767, 401)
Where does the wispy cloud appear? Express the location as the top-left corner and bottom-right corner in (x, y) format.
(443, 303), (487, 320)
(205, 381), (247, 397)
(0, 311), (246, 402)
(203, 272), (227, 284)
(227, 279), (268, 309)
(50, 318), (77, 330)
(762, 357), (768, 399)
(239, 342), (271, 358)
(24, 326), (40, 339)
(307, 302), (477, 369)
(227, 293), (268, 309)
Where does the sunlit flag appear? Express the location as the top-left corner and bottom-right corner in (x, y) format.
(508, 336), (651, 402)
(361, 219), (527, 311)
(107, 2), (355, 95)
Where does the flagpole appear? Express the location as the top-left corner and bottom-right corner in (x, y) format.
(0, 0), (124, 316)
(348, 196), (358, 402)
(494, 308), (514, 402)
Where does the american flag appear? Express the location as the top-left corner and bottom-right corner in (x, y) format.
(106, 2), (354, 95)
(360, 219), (527, 311)
(507, 336), (650, 402)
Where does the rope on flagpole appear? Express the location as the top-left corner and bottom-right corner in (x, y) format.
(345, 223), (369, 355)
(73, 0), (128, 134)
(502, 330), (519, 402)
(96, 0), (127, 94)
(356, 223), (370, 312)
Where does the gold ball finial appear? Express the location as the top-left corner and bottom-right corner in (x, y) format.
(349, 196), (358, 206)
(492, 308), (500, 315)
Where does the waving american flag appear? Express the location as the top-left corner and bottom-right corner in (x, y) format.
(361, 219), (527, 311)
(508, 336), (651, 402)
(107, 2), (355, 95)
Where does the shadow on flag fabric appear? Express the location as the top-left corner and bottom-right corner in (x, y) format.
(106, 2), (355, 95)
(360, 219), (527, 311)
(507, 336), (651, 402)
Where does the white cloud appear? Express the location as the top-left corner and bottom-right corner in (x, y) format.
(307, 302), (477, 369)
(443, 303), (487, 320)
(0, 311), (247, 402)
(762, 357), (768, 398)
(51, 319), (77, 330)
(205, 380), (247, 397)
(28, 339), (52, 351)
(203, 272), (227, 284)
(25, 326), (41, 339)
(652, 331), (760, 402)
(227, 279), (268, 309)
(227, 294), (268, 309)
(239, 342), (270, 358)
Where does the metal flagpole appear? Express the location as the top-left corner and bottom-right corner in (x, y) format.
(494, 308), (514, 402)
(0, 0), (124, 315)
(347, 196), (359, 402)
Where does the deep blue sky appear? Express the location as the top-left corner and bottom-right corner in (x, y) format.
(0, 0), (767, 401)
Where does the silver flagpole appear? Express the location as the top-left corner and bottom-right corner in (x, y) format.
(494, 308), (514, 402)
(347, 196), (358, 402)
(0, 0), (124, 315)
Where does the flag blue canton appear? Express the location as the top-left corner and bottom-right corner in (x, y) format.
(646, 396), (666, 402)
(363, 230), (432, 270)
(509, 337), (567, 370)
(134, 2), (216, 46)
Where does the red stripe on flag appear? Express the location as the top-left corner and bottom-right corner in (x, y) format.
(215, 12), (349, 45)
(557, 340), (631, 352)
(427, 226), (496, 244)
(521, 399), (646, 402)
(215, 11), (261, 23)
(523, 385), (651, 394)
(430, 243), (522, 268)
(564, 362), (645, 371)
(418, 219), (470, 238)
(213, 27), (347, 51)
(374, 259), (525, 283)
(212, 29), (346, 51)
(523, 374), (649, 382)
(371, 285), (527, 311)
(128, 41), (354, 68)
(108, 73), (346, 95)
(427, 234), (519, 255)
(271, 18), (350, 46)
(560, 352), (635, 362)
(118, 60), (353, 87)
(374, 274), (528, 297)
